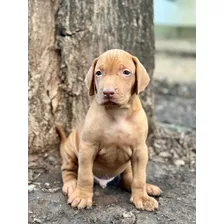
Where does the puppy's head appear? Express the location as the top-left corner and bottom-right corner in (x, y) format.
(85, 49), (150, 105)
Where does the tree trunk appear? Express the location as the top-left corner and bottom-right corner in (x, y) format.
(28, 0), (60, 153)
(28, 0), (155, 154)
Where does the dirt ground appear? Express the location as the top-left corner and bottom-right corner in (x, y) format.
(29, 162), (195, 224)
(28, 41), (196, 224)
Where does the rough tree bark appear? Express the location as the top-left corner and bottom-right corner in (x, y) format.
(28, 0), (60, 154)
(28, 0), (155, 154)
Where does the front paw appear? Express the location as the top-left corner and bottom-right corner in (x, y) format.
(67, 188), (93, 209)
(146, 184), (162, 196)
(131, 194), (159, 211)
(62, 179), (77, 196)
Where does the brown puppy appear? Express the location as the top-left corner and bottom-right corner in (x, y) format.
(56, 49), (161, 211)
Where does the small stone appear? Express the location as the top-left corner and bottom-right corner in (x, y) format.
(48, 156), (57, 165)
(162, 88), (169, 94)
(28, 184), (36, 192)
(44, 182), (50, 189)
(122, 211), (134, 218)
(159, 151), (172, 158)
(148, 147), (154, 153)
(151, 155), (166, 163)
(33, 218), (42, 223)
(48, 156), (56, 162)
(174, 159), (185, 167)
(48, 187), (61, 193)
(54, 165), (60, 169)
(88, 217), (97, 223)
(53, 181), (61, 184)
(44, 153), (48, 158)
(95, 191), (100, 196)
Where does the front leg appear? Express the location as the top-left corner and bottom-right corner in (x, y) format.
(131, 145), (159, 211)
(68, 142), (96, 209)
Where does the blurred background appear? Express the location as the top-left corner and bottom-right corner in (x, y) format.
(153, 0), (195, 129)
(151, 0), (196, 168)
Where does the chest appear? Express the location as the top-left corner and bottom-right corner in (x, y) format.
(101, 120), (135, 145)
(96, 121), (134, 164)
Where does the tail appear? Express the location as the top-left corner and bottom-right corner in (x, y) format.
(55, 125), (67, 144)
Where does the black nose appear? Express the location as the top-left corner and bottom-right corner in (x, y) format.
(103, 88), (115, 98)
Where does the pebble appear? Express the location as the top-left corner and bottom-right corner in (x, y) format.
(122, 211), (135, 218)
(48, 156), (57, 165)
(95, 191), (100, 196)
(174, 159), (185, 167)
(44, 182), (50, 189)
(48, 156), (56, 162)
(28, 184), (36, 192)
(54, 165), (60, 169)
(151, 155), (166, 163)
(33, 218), (42, 223)
(159, 151), (172, 158)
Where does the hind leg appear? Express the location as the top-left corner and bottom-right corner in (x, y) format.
(120, 163), (162, 197)
(60, 134), (78, 197)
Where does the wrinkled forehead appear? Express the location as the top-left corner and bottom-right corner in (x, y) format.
(95, 50), (136, 72)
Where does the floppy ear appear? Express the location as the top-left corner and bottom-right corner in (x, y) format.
(132, 56), (150, 94)
(85, 58), (98, 96)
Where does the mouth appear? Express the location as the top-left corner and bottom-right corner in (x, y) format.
(100, 98), (120, 106)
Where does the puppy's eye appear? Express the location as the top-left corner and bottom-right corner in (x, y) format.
(123, 70), (131, 75)
(95, 71), (102, 76)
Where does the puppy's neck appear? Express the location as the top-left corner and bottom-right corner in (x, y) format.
(96, 94), (142, 121)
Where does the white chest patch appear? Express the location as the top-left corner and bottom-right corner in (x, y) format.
(94, 176), (115, 188)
